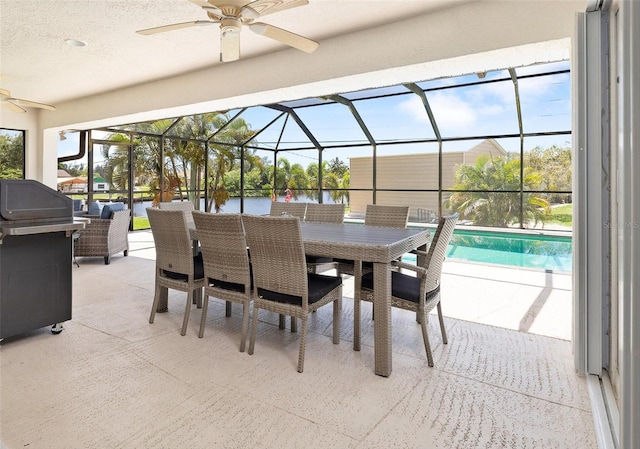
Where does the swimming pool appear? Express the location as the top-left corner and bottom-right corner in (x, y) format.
(405, 229), (573, 272)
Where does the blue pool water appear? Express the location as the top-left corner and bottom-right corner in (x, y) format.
(405, 230), (572, 272)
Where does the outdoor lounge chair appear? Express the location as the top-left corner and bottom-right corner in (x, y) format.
(74, 205), (130, 265)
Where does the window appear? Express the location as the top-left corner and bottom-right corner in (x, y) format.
(0, 128), (25, 179)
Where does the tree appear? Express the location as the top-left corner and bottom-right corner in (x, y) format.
(100, 137), (131, 190)
(447, 154), (551, 228)
(524, 144), (572, 203)
(304, 159), (349, 203)
(327, 157), (348, 177)
(0, 132), (24, 179)
(206, 114), (256, 212)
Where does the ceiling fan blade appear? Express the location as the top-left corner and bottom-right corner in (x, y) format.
(249, 22), (318, 53)
(4, 101), (27, 113)
(220, 28), (241, 62)
(239, 5), (259, 20)
(10, 97), (56, 111)
(136, 20), (214, 35)
(247, 0), (308, 17)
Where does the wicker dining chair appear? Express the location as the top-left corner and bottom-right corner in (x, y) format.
(192, 211), (253, 351)
(304, 203), (346, 274)
(158, 201), (195, 228)
(357, 213), (458, 367)
(147, 208), (206, 336)
(364, 204), (410, 228)
(243, 214), (342, 373)
(304, 202), (346, 223)
(269, 201), (307, 219)
(337, 204), (410, 277)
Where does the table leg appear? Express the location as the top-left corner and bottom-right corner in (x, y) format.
(353, 260), (362, 351)
(373, 262), (392, 377)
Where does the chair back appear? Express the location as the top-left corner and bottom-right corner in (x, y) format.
(147, 208), (194, 279)
(192, 212), (251, 292)
(305, 203), (345, 224)
(157, 201), (194, 211)
(364, 204), (409, 228)
(242, 214), (309, 306)
(269, 201), (307, 219)
(423, 213), (458, 294)
(158, 201), (195, 227)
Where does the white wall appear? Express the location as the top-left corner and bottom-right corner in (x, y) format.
(0, 108), (43, 182)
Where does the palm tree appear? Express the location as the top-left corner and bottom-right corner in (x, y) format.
(327, 157), (348, 177)
(447, 154), (550, 228)
(270, 157), (292, 198)
(106, 119), (175, 200)
(207, 114), (256, 212)
(100, 134), (133, 190)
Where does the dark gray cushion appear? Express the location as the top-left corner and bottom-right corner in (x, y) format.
(257, 273), (341, 305)
(209, 278), (248, 293)
(361, 271), (439, 303)
(163, 253), (204, 281)
(306, 255), (334, 264)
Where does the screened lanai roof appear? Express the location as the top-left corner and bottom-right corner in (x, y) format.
(99, 59), (571, 154)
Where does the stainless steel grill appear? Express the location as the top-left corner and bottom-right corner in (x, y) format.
(0, 180), (85, 340)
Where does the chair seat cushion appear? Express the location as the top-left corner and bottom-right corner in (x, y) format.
(362, 271), (420, 303)
(361, 271), (440, 304)
(209, 277), (250, 294)
(163, 253), (204, 281)
(306, 255), (333, 264)
(335, 259), (373, 270)
(257, 273), (341, 305)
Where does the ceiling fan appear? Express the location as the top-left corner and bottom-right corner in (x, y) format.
(136, 0), (319, 62)
(0, 88), (56, 113)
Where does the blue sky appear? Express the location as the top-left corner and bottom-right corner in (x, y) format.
(58, 60), (571, 170)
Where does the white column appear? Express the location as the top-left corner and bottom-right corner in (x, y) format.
(617, 1), (640, 447)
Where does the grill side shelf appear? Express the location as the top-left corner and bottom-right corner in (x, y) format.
(0, 221), (85, 244)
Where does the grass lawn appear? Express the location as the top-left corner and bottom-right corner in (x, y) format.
(133, 217), (150, 230)
(549, 203), (572, 227)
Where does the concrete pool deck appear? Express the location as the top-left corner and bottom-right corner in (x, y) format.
(0, 229), (585, 449)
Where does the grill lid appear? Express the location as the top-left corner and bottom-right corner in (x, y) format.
(0, 180), (72, 221)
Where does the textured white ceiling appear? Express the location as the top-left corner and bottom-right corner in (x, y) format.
(0, 0), (469, 106)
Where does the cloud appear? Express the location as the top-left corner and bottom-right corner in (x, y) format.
(398, 93), (477, 128)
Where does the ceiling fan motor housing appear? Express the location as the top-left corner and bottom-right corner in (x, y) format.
(220, 17), (241, 34)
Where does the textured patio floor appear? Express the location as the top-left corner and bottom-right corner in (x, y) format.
(0, 230), (594, 449)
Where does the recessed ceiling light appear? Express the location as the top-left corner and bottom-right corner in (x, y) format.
(65, 39), (87, 47)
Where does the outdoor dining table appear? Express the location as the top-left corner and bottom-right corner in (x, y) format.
(300, 222), (429, 377)
(187, 220), (430, 377)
